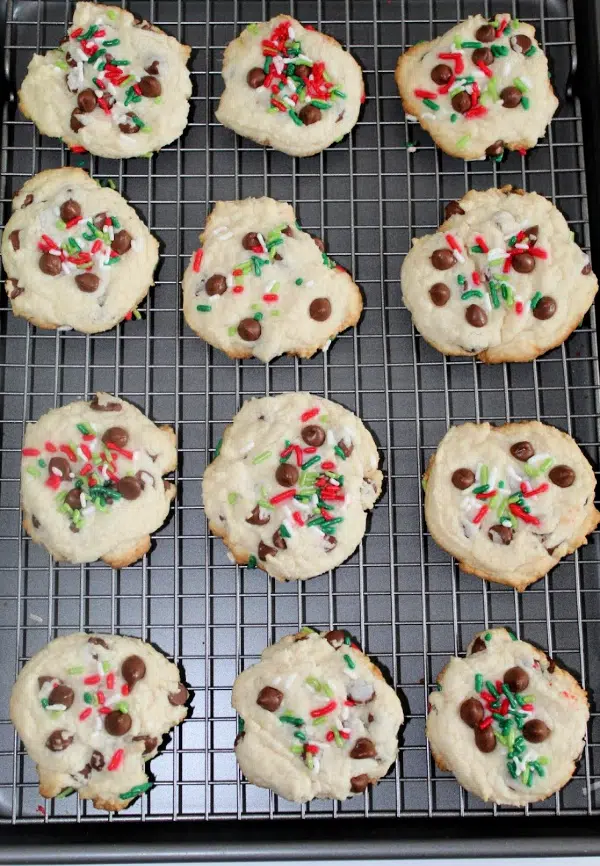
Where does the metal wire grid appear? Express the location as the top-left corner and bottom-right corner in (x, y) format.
(0, 0), (598, 829)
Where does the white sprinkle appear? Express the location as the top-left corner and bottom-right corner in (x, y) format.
(213, 226), (230, 236)
(421, 112), (437, 121)
(405, 113), (417, 121)
(326, 429), (335, 446)
(48, 248), (62, 256)
(283, 673), (297, 690)
(482, 293), (492, 312)
(29, 613), (43, 623)
(240, 440), (255, 455)
(304, 95), (312, 103)
(107, 225), (115, 241)
(311, 758), (320, 774)
(75, 48), (87, 63)
(453, 250), (465, 263)
(520, 75), (533, 89)
(263, 280), (277, 294)
(80, 493), (87, 508)
(226, 274), (234, 289)
(305, 280), (314, 288)
(94, 90), (103, 98)
(49, 703), (67, 712)
(327, 477), (340, 487)
(217, 231), (233, 241)
(83, 506), (95, 517)
(514, 242), (529, 250)
(130, 237), (143, 253)
(341, 706), (349, 721)
(273, 55), (285, 75)
(288, 26), (295, 39)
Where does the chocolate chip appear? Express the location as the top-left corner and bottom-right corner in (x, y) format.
(247, 67), (266, 88)
(476, 24), (496, 42)
(486, 140), (505, 158)
(465, 304), (487, 328)
(205, 274), (227, 296)
(78, 762), (92, 779)
(429, 282), (450, 306)
(77, 88), (97, 113)
(65, 488), (83, 510)
(48, 456), (71, 480)
(368, 713), (375, 723)
(258, 541), (278, 560)
(501, 86), (522, 108)
(9, 230), (20, 251)
(117, 476), (143, 500)
(133, 735), (159, 755)
(32, 515), (41, 528)
(503, 666), (529, 693)
(511, 34), (532, 53)
(90, 750), (105, 770)
(444, 200), (465, 220)
(59, 199), (82, 223)
(309, 298), (331, 321)
(451, 91), (471, 114)
(234, 731), (245, 747)
(90, 396), (121, 412)
(350, 737), (377, 759)
(299, 105), (321, 125)
(22, 194), (33, 208)
(119, 112), (141, 134)
(88, 636), (109, 649)
(338, 439), (353, 458)
(523, 719), (550, 743)
(65, 51), (77, 68)
(275, 463), (299, 487)
(242, 232), (260, 251)
(246, 505), (270, 526)
(512, 252), (535, 274)
(238, 318), (261, 341)
(451, 468), (475, 490)
(325, 630), (346, 647)
(38, 675), (53, 688)
(525, 225), (539, 245)
(93, 212), (108, 230)
(111, 230), (132, 255)
(472, 47), (494, 66)
(102, 426), (129, 448)
(430, 63), (453, 85)
(312, 236), (326, 253)
(532, 296), (556, 320)
(324, 534), (337, 552)
(510, 441), (534, 461)
(256, 686), (283, 712)
(168, 683), (189, 705)
(582, 262), (592, 275)
(474, 726), (496, 753)
(75, 273), (100, 293)
(46, 730), (73, 751)
(281, 226), (293, 237)
(431, 249), (455, 270)
(139, 75), (161, 97)
(471, 636), (487, 653)
(548, 657), (556, 673)
(272, 529), (287, 550)
(48, 684), (75, 710)
(488, 524), (513, 545)
(39, 253), (62, 276)
(145, 60), (160, 75)
(121, 655), (146, 689)
(8, 280), (24, 299)
(350, 774), (370, 793)
(301, 425), (325, 447)
(104, 710), (132, 736)
(459, 698), (484, 728)
(549, 464), (575, 488)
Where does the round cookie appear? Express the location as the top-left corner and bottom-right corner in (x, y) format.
(1, 168), (159, 333)
(10, 633), (189, 811)
(182, 198), (363, 362)
(216, 16), (364, 157)
(202, 392), (382, 581)
(423, 421), (599, 591)
(18, 2), (191, 159)
(395, 14), (558, 160)
(21, 392), (177, 567)
(401, 187), (597, 363)
(233, 628), (404, 803)
(427, 628), (589, 805)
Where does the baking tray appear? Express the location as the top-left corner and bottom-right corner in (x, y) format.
(1, 0), (600, 861)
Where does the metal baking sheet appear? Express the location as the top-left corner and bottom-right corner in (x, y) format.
(0, 0), (599, 847)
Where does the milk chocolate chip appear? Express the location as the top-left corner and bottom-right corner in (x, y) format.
(512, 252), (535, 274)
(168, 683), (189, 705)
(431, 249), (455, 270)
(60, 199), (82, 222)
(549, 465), (575, 488)
(256, 686), (283, 712)
(111, 230), (132, 255)
(488, 524), (513, 545)
(309, 298), (331, 321)
(451, 91), (471, 114)
(104, 710), (132, 736)
(65, 488), (83, 510)
(444, 200), (465, 220)
(350, 774), (370, 793)
(9, 230), (20, 251)
(77, 89), (97, 113)
(523, 719), (550, 743)
(121, 655), (146, 689)
(119, 112), (141, 134)
(246, 505), (270, 526)
(247, 67), (266, 88)
(75, 273), (100, 293)
(237, 318), (261, 341)
(503, 666), (529, 693)
(532, 296), (556, 320)
(102, 427), (129, 448)
(258, 541), (278, 560)
(511, 34), (532, 53)
(49, 684), (74, 708)
(500, 86), (522, 108)
(132, 735), (159, 755)
(475, 23), (496, 42)
(117, 476), (143, 500)
(275, 463), (299, 487)
(39, 253), (62, 276)
(429, 282), (450, 306)
(299, 105), (321, 125)
(46, 730), (73, 751)
(272, 529), (287, 550)
(48, 456), (72, 480)
(459, 697), (484, 728)
(350, 738), (377, 759)
(205, 274), (227, 296)
(472, 47), (494, 66)
(510, 441), (534, 461)
(451, 468), (475, 490)
(242, 232), (260, 251)
(465, 304), (487, 327)
(474, 726), (496, 753)
(139, 75), (161, 97)
(431, 63), (453, 85)
(301, 425), (325, 447)
(486, 140), (504, 158)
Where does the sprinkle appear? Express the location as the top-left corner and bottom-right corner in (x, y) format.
(521, 96), (530, 110)
(479, 716), (493, 730)
(456, 134), (470, 149)
(301, 408), (320, 422)
(343, 653), (355, 670)
(509, 503), (541, 525)
(472, 505), (489, 525)
(414, 88), (437, 99)
(475, 673), (483, 692)
(461, 290), (483, 300)
(252, 450), (272, 465)
(422, 98), (440, 111)
(227, 492), (238, 505)
(525, 45), (537, 57)
(513, 77), (528, 93)
(107, 749), (124, 771)
(119, 782), (152, 800)
(79, 707), (92, 721)
(247, 555), (257, 568)
(310, 700), (338, 718)
(84, 674), (101, 685)
(279, 714), (304, 726)
(196, 304), (211, 312)
(68, 666), (84, 675)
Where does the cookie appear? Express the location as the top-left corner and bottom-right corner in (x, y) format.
(203, 392), (382, 581)
(216, 16), (364, 157)
(427, 628), (589, 805)
(18, 2), (191, 159)
(1, 168), (159, 333)
(233, 628), (403, 803)
(423, 421), (600, 591)
(395, 14), (557, 160)
(182, 198), (362, 362)
(10, 632), (189, 811)
(21, 392), (177, 567)
(401, 187), (597, 363)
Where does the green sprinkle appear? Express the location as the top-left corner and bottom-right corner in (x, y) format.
(538, 755), (549, 766)
(41, 698), (49, 708)
(56, 787), (75, 799)
(307, 517), (326, 528)
(475, 673), (483, 692)
(456, 134), (470, 149)
(247, 555), (257, 569)
(228, 326), (237, 336)
(480, 465), (489, 485)
(227, 492), (238, 505)
(422, 98), (439, 111)
(343, 653), (356, 670)
(305, 677), (321, 692)
(130, 114), (145, 128)
(507, 760), (518, 779)
(294, 730), (307, 742)
(87, 49), (106, 64)
(301, 456), (321, 471)
(288, 109), (303, 126)
(80, 25), (97, 40)
(471, 245), (483, 254)
(312, 714), (328, 726)
(300, 626), (316, 633)
(103, 38), (120, 46)
(253, 312), (263, 321)
(119, 782), (152, 800)
(278, 524), (291, 540)
(525, 45), (537, 57)
(117, 701), (129, 714)
(55, 59), (69, 70)
(246, 22), (259, 33)
(521, 96), (530, 110)
(491, 44), (509, 57)
(252, 450), (271, 465)
(457, 274), (466, 286)
(290, 744), (305, 755)
(514, 77), (528, 93)
(502, 684), (518, 708)
(76, 423), (89, 435)
(102, 660), (111, 672)
(484, 632), (492, 642)
(461, 290), (484, 300)
(450, 113), (458, 123)
(305, 754), (314, 770)
(450, 87), (464, 97)
(37, 458), (46, 468)
(68, 666), (84, 675)
(322, 682), (334, 698)
(333, 88), (347, 98)
(196, 304), (212, 312)
(461, 40), (482, 48)
(111, 59), (131, 66)
(295, 278), (303, 285)
(310, 99), (332, 110)
(106, 8), (117, 18)
(279, 714), (304, 726)
(83, 692), (93, 705)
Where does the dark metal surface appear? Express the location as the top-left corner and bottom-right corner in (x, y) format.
(0, 0), (599, 858)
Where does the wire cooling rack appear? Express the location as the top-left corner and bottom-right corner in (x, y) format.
(1, 0), (599, 834)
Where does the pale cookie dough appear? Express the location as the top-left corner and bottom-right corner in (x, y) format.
(233, 628), (404, 803)
(10, 633), (189, 812)
(18, 2), (191, 159)
(182, 198), (363, 362)
(401, 187), (597, 363)
(1, 168), (159, 333)
(21, 392), (177, 567)
(427, 628), (589, 805)
(203, 392), (382, 581)
(216, 16), (364, 157)
(395, 14), (558, 161)
(423, 421), (600, 591)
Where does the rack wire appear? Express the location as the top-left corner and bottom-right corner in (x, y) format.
(0, 0), (599, 828)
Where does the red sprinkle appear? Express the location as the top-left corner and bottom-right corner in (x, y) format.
(320, 491), (345, 502)
(522, 703), (535, 711)
(84, 674), (101, 685)
(303, 446), (317, 454)
(59, 444), (77, 462)
(79, 707), (92, 722)
(106, 442), (134, 460)
(107, 749), (124, 771)
(344, 699), (356, 706)
(263, 293), (278, 302)
(321, 461), (335, 471)
(445, 233), (462, 253)
(41, 234), (58, 250)
(310, 700), (338, 718)
(474, 235), (489, 253)
(509, 503), (541, 525)
(22, 447), (41, 457)
(304, 744), (320, 755)
(121, 684), (130, 697)
(438, 51), (464, 74)
(465, 104), (488, 119)
(496, 18), (509, 36)
(96, 690), (105, 705)
(65, 216), (83, 229)
(521, 482), (549, 498)
(472, 505), (489, 525)
(45, 474), (62, 490)
(192, 249), (203, 273)
(515, 300), (524, 315)
(70, 145), (87, 153)
(517, 147), (528, 156)
(292, 511), (305, 527)
(320, 508), (333, 520)
(502, 255), (513, 274)
(133, 83), (142, 96)
(437, 74), (456, 95)
(269, 489), (297, 505)
(91, 240), (102, 254)
(529, 247), (548, 259)
(79, 463), (93, 476)
(471, 82), (480, 105)
(476, 490), (497, 500)
(339, 730), (350, 740)
(475, 60), (493, 78)
(499, 697), (510, 715)
(106, 672), (115, 690)
(97, 96), (112, 115)
(80, 443), (92, 460)
(70, 27), (83, 38)
(44, 441), (57, 452)
(414, 88), (437, 99)
(480, 691), (494, 703)
(325, 730), (335, 742)
(99, 706), (112, 714)
(472, 271), (481, 286)
(479, 715), (493, 730)
(232, 285), (244, 294)
(300, 408), (320, 422)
